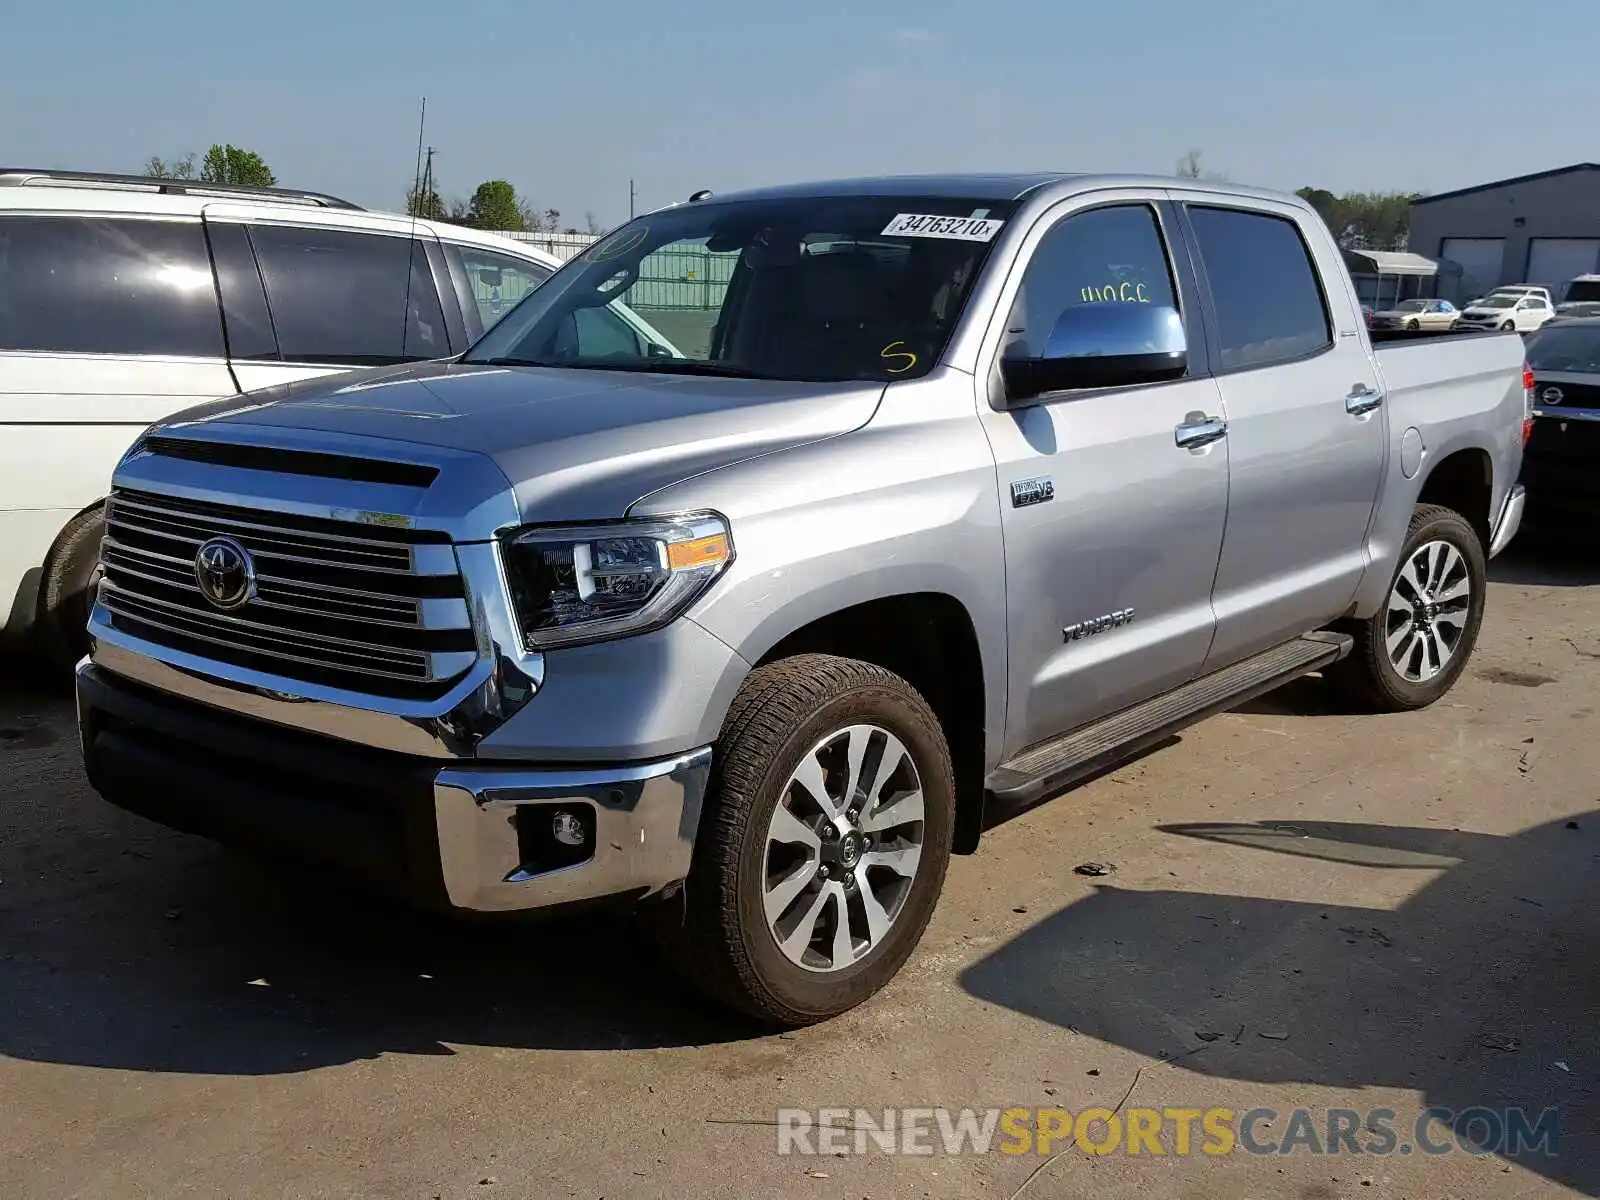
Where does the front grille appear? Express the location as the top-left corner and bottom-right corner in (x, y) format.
(99, 488), (477, 699)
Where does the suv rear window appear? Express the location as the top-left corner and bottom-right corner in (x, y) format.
(248, 226), (449, 364)
(0, 216), (224, 357)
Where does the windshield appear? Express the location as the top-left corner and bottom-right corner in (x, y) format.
(1527, 324), (1600, 372)
(1565, 280), (1600, 303)
(1474, 296), (1516, 309)
(1393, 300), (1428, 312)
(463, 195), (1016, 382)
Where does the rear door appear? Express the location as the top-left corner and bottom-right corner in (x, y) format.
(1176, 197), (1386, 669)
(203, 208), (453, 393)
(978, 193), (1230, 754)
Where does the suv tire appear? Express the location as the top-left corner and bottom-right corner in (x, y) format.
(1327, 504), (1486, 712)
(37, 506), (105, 675)
(663, 653), (954, 1026)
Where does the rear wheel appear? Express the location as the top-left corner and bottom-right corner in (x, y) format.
(36, 506), (105, 674)
(663, 654), (954, 1026)
(1326, 504), (1485, 712)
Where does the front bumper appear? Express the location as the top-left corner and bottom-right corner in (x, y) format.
(77, 661), (711, 912)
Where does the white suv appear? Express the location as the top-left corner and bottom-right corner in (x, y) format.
(1456, 288), (1554, 332)
(0, 170), (598, 667)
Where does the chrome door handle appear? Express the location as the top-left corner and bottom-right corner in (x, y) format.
(1175, 415), (1228, 449)
(1345, 384), (1384, 415)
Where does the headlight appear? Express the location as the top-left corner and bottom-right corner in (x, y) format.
(500, 512), (733, 650)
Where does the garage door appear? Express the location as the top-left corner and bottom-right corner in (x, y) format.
(1526, 239), (1600, 300)
(1439, 238), (1505, 304)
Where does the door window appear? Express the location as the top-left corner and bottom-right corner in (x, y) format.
(1004, 204), (1180, 365)
(551, 306), (646, 359)
(1187, 207), (1333, 371)
(247, 225), (448, 364)
(446, 244), (553, 333)
(0, 216), (224, 357)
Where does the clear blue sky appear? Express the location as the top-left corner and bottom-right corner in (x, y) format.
(3, 0), (1595, 225)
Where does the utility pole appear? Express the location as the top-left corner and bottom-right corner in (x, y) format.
(629, 178), (636, 220)
(419, 146), (435, 213)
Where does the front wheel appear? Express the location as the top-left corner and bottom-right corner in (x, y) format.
(1326, 504), (1486, 712)
(1500, 320), (1516, 331)
(1405, 318), (1420, 331)
(663, 654), (955, 1026)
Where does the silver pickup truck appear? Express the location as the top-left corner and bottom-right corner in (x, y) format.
(77, 174), (1530, 1026)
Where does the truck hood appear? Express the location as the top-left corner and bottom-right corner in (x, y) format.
(159, 361), (885, 524)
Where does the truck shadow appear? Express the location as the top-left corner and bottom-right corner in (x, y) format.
(958, 813), (1598, 1194)
(0, 773), (762, 1076)
(1488, 524), (1600, 588)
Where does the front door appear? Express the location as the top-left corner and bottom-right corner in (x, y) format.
(978, 198), (1230, 757)
(1178, 198), (1386, 667)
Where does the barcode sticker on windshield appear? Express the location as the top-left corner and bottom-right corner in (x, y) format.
(882, 214), (1004, 242)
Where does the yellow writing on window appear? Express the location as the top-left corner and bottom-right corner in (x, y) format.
(1080, 281), (1151, 303)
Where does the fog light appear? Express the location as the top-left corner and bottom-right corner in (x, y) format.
(551, 809), (587, 847)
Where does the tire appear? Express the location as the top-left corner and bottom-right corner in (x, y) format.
(1500, 321), (1515, 331)
(663, 653), (955, 1027)
(1405, 319), (1420, 331)
(36, 506), (106, 674)
(1326, 504), (1486, 712)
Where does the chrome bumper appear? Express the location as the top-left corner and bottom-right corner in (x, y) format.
(434, 751), (711, 911)
(77, 659), (711, 913)
(1489, 483), (1525, 559)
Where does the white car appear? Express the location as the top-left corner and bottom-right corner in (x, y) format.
(1455, 291), (1554, 332)
(0, 168), (675, 667)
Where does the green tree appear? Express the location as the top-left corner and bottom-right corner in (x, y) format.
(405, 180), (447, 220)
(467, 180), (526, 231)
(144, 153), (196, 179)
(1297, 187), (1425, 251)
(200, 144), (277, 188)
(1175, 149), (1228, 182)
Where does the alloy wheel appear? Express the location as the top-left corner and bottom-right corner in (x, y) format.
(762, 723), (926, 973)
(1385, 539), (1472, 682)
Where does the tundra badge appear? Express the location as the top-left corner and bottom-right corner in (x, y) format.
(1063, 608), (1135, 642)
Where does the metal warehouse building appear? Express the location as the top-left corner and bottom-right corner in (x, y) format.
(1407, 162), (1600, 304)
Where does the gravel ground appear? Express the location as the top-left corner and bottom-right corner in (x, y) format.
(1, 534), (1596, 1199)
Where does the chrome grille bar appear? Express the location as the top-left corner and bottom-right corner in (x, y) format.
(100, 487), (475, 699)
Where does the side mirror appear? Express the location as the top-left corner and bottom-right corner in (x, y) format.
(1001, 303), (1187, 405)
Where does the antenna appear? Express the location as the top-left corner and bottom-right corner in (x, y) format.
(401, 97), (426, 357)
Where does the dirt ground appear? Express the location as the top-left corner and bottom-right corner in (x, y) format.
(2, 533), (1596, 1200)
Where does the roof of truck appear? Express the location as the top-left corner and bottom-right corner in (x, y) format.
(665, 172), (1301, 208)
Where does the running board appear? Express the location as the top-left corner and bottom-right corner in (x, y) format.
(985, 632), (1353, 808)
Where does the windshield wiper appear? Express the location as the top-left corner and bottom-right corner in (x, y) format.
(475, 356), (561, 367)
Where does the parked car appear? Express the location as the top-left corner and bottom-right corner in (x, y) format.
(1521, 317), (1600, 519)
(1366, 298), (1459, 332)
(1456, 291), (1554, 332)
(1548, 301), (1600, 325)
(0, 169), (675, 669)
(1560, 274), (1600, 304)
(76, 173), (1529, 1026)
(1488, 284), (1556, 307)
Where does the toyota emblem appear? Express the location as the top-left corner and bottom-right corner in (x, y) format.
(1541, 386), (1564, 406)
(194, 536), (255, 610)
